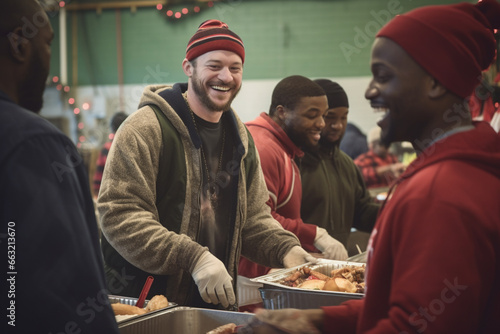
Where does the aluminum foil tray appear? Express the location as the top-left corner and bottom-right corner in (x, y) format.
(108, 295), (177, 325)
(117, 307), (255, 334)
(346, 251), (367, 263)
(251, 259), (364, 310)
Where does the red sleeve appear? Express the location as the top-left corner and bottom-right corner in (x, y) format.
(257, 140), (316, 249)
(269, 203), (317, 250)
(321, 299), (363, 334)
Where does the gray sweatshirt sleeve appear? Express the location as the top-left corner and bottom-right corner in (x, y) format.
(97, 107), (205, 275)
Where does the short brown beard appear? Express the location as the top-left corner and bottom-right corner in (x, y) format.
(190, 64), (240, 112)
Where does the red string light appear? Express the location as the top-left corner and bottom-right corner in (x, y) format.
(161, 2), (216, 21)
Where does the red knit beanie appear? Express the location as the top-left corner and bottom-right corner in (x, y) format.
(186, 19), (245, 64)
(377, 0), (500, 98)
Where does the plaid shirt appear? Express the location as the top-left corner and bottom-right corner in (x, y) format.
(354, 150), (400, 189)
(93, 140), (113, 197)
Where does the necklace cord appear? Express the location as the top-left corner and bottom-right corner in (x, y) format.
(183, 92), (226, 203)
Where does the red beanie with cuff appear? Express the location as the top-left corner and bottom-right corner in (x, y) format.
(377, 0), (500, 98)
(186, 19), (245, 64)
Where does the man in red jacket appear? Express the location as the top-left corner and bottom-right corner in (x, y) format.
(238, 75), (348, 310)
(245, 1), (500, 333)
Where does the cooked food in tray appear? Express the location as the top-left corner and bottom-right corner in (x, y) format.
(112, 303), (148, 316)
(112, 294), (169, 316)
(281, 265), (365, 293)
(206, 323), (237, 333)
(144, 294), (169, 312)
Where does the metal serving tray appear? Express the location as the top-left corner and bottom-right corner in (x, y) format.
(117, 307), (255, 334)
(108, 295), (178, 325)
(251, 259), (364, 310)
(346, 251), (367, 263)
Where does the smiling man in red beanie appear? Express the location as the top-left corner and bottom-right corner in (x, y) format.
(97, 20), (315, 310)
(241, 1), (500, 333)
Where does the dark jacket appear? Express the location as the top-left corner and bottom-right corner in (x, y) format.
(340, 123), (369, 159)
(0, 91), (119, 333)
(298, 143), (379, 247)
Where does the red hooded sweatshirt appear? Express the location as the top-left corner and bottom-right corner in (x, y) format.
(322, 122), (500, 333)
(239, 113), (317, 279)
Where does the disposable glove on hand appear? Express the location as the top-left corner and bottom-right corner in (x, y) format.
(314, 227), (348, 260)
(191, 251), (235, 308)
(283, 246), (317, 268)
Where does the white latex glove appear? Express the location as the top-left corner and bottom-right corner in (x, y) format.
(191, 251), (236, 308)
(283, 246), (318, 268)
(313, 227), (348, 260)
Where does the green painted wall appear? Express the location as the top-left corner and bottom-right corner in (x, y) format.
(48, 0), (466, 86)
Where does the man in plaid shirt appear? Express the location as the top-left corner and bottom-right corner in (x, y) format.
(354, 126), (405, 189)
(93, 111), (128, 197)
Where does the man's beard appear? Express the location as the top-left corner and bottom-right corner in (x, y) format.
(191, 68), (240, 112)
(285, 125), (318, 152)
(319, 135), (338, 148)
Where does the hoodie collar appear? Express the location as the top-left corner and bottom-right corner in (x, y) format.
(247, 112), (304, 159)
(156, 83), (243, 153)
(402, 121), (500, 180)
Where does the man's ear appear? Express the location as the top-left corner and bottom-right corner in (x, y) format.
(275, 105), (288, 122)
(275, 105), (283, 116)
(428, 77), (447, 99)
(6, 27), (30, 63)
(182, 58), (193, 77)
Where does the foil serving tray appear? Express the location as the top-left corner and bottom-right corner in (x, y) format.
(251, 259), (365, 309)
(117, 306), (255, 334)
(108, 295), (178, 325)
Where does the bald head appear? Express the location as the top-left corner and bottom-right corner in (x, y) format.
(0, 0), (44, 35)
(0, 0), (53, 113)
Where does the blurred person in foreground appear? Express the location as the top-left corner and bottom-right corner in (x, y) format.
(238, 76), (348, 310)
(354, 126), (406, 189)
(92, 111), (128, 198)
(299, 79), (379, 250)
(242, 1), (500, 333)
(0, 0), (119, 333)
(97, 20), (314, 310)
